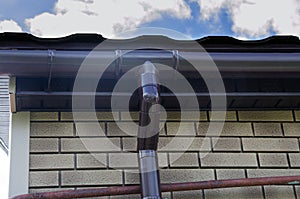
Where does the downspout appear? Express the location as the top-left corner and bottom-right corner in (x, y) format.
(137, 61), (161, 198)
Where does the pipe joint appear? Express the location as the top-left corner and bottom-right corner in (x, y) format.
(139, 150), (161, 199)
(139, 61), (160, 106)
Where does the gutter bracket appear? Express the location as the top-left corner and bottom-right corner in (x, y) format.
(172, 50), (179, 70)
(115, 50), (122, 78)
(47, 49), (55, 92)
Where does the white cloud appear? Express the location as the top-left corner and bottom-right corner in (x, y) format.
(197, 0), (300, 38)
(0, 20), (22, 32)
(25, 0), (191, 38)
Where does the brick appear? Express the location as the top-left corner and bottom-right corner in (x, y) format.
(107, 122), (165, 137)
(173, 190), (203, 199)
(61, 138), (121, 152)
(61, 112), (119, 121)
(295, 111), (300, 121)
(242, 138), (299, 152)
(117, 169), (140, 185)
(158, 153), (168, 167)
(107, 122), (137, 137)
(30, 154), (74, 169)
(111, 192), (171, 199)
(78, 196), (108, 199)
(125, 169), (214, 184)
(247, 169), (300, 178)
(77, 153), (107, 168)
(169, 153), (199, 167)
(258, 153), (288, 167)
(110, 194), (139, 199)
(238, 111), (293, 121)
(31, 122), (73, 137)
(283, 123), (300, 137)
(109, 152), (168, 168)
(163, 169), (214, 183)
(29, 188), (74, 193)
(200, 153), (257, 167)
(29, 171), (59, 187)
(109, 153), (138, 168)
(158, 137), (211, 152)
(205, 187), (263, 199)
(166, 111), (207, 121)
(166, 122), (196, 135)
(61, 112), (90, 121)
(197, 122), (253, 137)
(75, 122), (105, 137)
(296, 186), (300, 198)
(264, 185), (295, 199)
(65, 191), (107, 199)
(162, 192), (171, 199)
(122, 137), (211, 152)
(61, 170), (122, 186)
(253, 123), (283, 136)
(212, 138), (241, 151)
(288, 153), (300, 167)
(159, 124), (167, 135)
(209, 111), (237, 121)
(30, 138), (58, 152)
(30, 112), (58, 121)
(120, 112), (139, 121)
(216, 169), (245, 180)
(122, 138), (136, 151)
(96, 112), (119, 121)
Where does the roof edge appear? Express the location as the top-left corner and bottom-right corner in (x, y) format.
(0, 32), (299, 51)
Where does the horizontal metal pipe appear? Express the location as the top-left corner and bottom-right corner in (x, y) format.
(1, 50), (300, 77)
(16, 91), (300, 97)
(10, 176), (300, 199)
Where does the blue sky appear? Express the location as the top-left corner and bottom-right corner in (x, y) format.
(0, 0), (56, 32)
(0, 0), (298, 39)
(142, 2), (235, 38)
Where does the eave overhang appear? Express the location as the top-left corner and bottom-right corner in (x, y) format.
(1, 33), (300, 111)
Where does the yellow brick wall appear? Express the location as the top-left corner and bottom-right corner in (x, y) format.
(29, 111), (300, 199)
